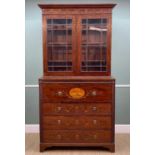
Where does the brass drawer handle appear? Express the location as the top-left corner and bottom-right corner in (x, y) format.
(57, 91), (63, 96)
(92, 106), (97, 111)
(91, 90), (97, 96)
(93, 134), (97, 139)
(75, 134), (79, 139)
(57, 106), (62, 111)
(57, 119), (61, 124)
(93, 119), (97, 124)
(57, 134), (61, 139)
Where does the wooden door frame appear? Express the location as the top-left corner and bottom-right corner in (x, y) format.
(42, 15), (77, 76)
(76, 14), (112, 76)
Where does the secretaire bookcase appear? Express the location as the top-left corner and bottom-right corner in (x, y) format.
(38, 4), (116, 152)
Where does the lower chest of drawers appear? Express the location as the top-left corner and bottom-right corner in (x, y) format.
(42, 130), (112, 143)
(42, 115), (112, 130)
(41, 102), (113, 143)
(39, 80), (115, 151)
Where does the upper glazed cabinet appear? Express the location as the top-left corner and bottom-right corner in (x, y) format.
(39, 4), (115, 76)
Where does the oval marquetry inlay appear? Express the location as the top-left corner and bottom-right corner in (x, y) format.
(69, 88), (85, 99)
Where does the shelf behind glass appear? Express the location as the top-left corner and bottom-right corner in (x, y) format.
(46, 18), (73, 72)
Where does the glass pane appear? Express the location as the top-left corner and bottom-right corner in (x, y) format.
(81, 18), (107, 72)
(82, 19), (87, 24)
(47, 19), (52, 25)
(52, 46), (67, 61)
(68, 30), (72, 44)
(82, 30), (87, 43)
(46, 18), (73, 72)
(88, 19), (101, 24)
(67, 19), (72, 24)
(88, 30), (101, 43)
(53, 19), (66, 24)
(101, 31), (107, 46)
(88, 46), (100, 60)
(52, 30), (66, 43)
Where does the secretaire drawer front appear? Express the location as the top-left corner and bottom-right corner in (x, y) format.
(40, 83), (113, 101)
(42, 116), (112, 130)
(42, 103), (112, 115)
(42, 130), (112, 143)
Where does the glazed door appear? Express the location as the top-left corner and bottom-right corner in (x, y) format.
(77, 15), (111, 76)
(43, 15), (76, 75)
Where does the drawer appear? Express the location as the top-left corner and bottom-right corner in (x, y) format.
(42, 103), (112, 115)
(40, 83), (113, 102)
(42, 116), (112, 130)
(42, 130), (112, 143)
